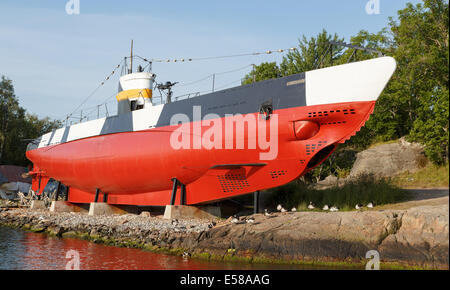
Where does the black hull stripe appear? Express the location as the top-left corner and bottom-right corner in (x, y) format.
(156, 72), (306, 127)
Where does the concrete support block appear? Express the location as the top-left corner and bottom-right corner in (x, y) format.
(49, 201), (87, 213)
(30, 200), (47, 210)
(88, 202), (127, 216)
(163, 205), (220, 220)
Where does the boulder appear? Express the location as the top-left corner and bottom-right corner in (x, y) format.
(349, 138), (425, 178)
(312, 174), (342, 189)
(140, 211), (151, 217)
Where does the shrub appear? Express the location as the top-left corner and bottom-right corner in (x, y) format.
(268, 175), (411, 211)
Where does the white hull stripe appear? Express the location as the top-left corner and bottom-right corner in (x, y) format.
(305, 56), (396, 106)
(37, 104), (164, 148)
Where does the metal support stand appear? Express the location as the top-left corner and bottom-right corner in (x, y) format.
(254, 191), (260, 214)
(170, 178), (178, 205)
(37, 176), (41, 197)
(54, 181), (61, 201)
(169, 178), (187, 205)
(65, 186), (69, 201)
(94, 188), (100, 203)
(180, 183), (186, 205)
(103, 193), (108, 203)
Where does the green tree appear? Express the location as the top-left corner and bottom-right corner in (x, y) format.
(243, 0), (449, 171)
(279, 29), (344, 75)
(0, 76), (61, 166)
(242, 62), (281, 85)
(390, 0), (449, 164)
(0, 76), (22, 163)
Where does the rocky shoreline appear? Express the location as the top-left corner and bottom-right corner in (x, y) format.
(0, 200), (448, 269)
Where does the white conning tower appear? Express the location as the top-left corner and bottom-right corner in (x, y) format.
(117, 71), (156, 115)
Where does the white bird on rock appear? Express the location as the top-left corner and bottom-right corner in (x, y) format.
(280, 208), (287, 213)
(367, 202), (374, 208)
(277, 204), (283, 211)
(264, 209), (272, 217)
(330, 206), (339, 212)
(291, 207), (297, 212)
(307, 202), (315, 210)
(322, 205), (329, 211)
(246, 217), (255, 223)
(230, 215), (239, 224)
(355, 204), (363, 210)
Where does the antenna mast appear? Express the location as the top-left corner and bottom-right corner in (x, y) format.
(129, 40), (133, 73)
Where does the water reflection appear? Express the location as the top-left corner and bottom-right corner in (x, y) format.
(0, 226), (355, 270)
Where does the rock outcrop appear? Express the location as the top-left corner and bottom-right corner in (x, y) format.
(182, 204), (448, 268)
(1, 199), (448, 269)
(349, 138), (426, 178)
(379, 203), (449, 265)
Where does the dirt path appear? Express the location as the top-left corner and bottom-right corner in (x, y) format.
(375, 188), (448, 210)
(406, 188), (449, 200)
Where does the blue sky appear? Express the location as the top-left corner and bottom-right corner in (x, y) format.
(0, 0), (421, 121)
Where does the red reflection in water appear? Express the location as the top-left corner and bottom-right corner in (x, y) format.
(21, 232), (235, 270)
(1, 227), (359, 270)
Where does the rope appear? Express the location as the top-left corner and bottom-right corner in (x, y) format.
(60, 46), (298, 123)
(147, 47), (297, 63)
(61, 59), (124, 121)
(175, 64), (252, 88)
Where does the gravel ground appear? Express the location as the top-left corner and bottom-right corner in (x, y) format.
(1, 208), (212, 233)
(0, 207), (216, 252)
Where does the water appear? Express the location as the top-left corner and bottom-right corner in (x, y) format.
(0, 226), (350, 270)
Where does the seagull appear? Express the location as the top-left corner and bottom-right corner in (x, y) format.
(355, 204), (363, 210)
(171, 219), (179, 226)
(246, 217), (255, 223)
(291, 207), (297, 212)
(230, 215), (239, 224)
(307, 202), (315, 210)
(277, 204), (283, 211)
(367, 202), (374, 208)
(330, 206), (339, 212)
(280, 207), (287, 213)
(322, 205), (329, 211)
(182, 252), (191, 259)
(264, 209), (272, 217)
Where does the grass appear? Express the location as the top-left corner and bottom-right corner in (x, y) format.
(268, 175), (411, 211)
(393, 163), (449, 188)
(367, 139), (399, 149)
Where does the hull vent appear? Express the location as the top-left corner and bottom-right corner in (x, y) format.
(343, 109), (356, 115)
(306, 140), (327, 156)
(320, 121), (347, 125)
(270, 170), (287, 179)
(308, 109), (356, 118)
(308, 111), (330, 118)
(217, 173), (250, 193)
